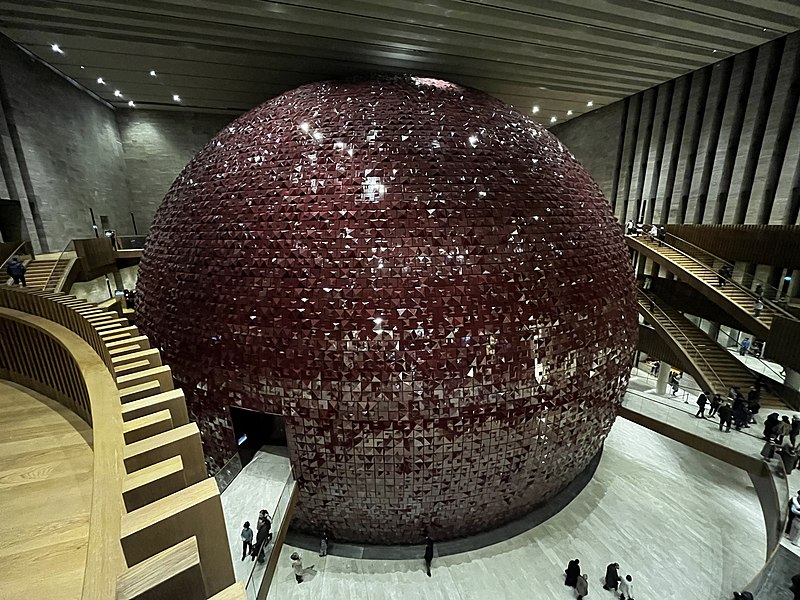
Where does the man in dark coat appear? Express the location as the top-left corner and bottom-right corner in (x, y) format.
(565, 558), (581, 587)
(6, 256), (26, 287)
(251, 509), (272, 562)
(718, 403), (734, 432)
(696, 392), (708, 418)
(604, 562), (621, 591)
(424, 537), (434, 577)
(657, 226), (666, 247)
(709, 394), (722, 417)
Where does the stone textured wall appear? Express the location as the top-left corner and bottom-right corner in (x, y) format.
(116, 110), (232, 234)
(550, 101), (625, 204)
(548, 30), (800, 228)
(0, 35), (131, 252)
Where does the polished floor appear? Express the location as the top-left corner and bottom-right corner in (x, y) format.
(220, 446), (292, 597)
(0, 380), (93, 600)
(266, 417), (765, 600)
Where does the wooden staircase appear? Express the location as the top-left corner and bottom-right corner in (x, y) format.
(19, 257), (73, 292)
(627, 234), (784, 339)
(637, 290), (785, 409)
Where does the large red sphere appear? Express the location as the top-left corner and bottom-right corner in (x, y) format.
(137, 75), (637, 543)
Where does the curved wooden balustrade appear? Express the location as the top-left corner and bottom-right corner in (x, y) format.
(0, 287), (245, 600)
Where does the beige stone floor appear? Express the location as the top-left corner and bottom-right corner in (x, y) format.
(266, 417), (765, 600)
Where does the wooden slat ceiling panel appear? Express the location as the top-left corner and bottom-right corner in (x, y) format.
(0, 0), (796, 121)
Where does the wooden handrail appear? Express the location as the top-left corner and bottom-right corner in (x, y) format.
(0, 307), (126, 599)
(0, 287), (241, 600)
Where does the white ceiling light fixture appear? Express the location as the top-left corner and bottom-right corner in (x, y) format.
(50, 43), (63, 54)
(586, 100), (594, 107)
(172, 94), (181, 102)
(114, 90), (123, 97)
(128, 100), (136, 107)
(97, 77), (105, 85)
(300, 122), (310, 132)
(550, 116), (557, 123)
(79, 65), (84, 69)
(567, 110), (574, 116)
(532, 105), (540, 114)
(149, 70), (157, 77)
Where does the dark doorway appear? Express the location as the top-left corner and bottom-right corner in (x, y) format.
(229, 406), (287, 468)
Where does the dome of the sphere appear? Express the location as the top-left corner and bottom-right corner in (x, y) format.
(136, 75), (637, 543)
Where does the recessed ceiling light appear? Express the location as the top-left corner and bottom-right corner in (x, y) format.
(712, 49), (717, 53)
(172, 94), (181, 102)
(128, 100), (136, 108)
(149, 70), (157, 77)
(50, 44), (63, 54)
(587, 101), (594, 107)
(567, 110), (574, 116)
(532, 105), (540, 114)
(468, 135), (478, 146)
(300, 122), (310, 132)
(97, 77), (105, 85)
(763, 28), (768, 32)
(313, 131), (324, 141)
(79, 65), (84, 69)
(550, 116), (557, 123)
(113, 90), (122, 98)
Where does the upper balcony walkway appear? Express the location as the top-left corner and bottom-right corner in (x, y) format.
(626, 233), (798, 340)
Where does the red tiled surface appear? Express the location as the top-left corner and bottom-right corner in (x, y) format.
(136, 75), (638, 543)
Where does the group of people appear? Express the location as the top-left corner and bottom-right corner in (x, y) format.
(565, 559), (635, 599)
(761, 414), (800, 475)
(625, 219), (666, 247)
(240, 509), (272, 563)
(694, 385), (762, 433)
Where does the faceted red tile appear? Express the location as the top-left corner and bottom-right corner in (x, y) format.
(137, 75), (638, 543)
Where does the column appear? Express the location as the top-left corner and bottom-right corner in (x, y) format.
(656, 362), (671, 395)
(785, 368), (800, 392)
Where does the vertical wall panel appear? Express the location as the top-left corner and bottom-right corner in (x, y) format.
(687, 61), (733, 223)
(642, 82), (672, 224)
(654, 75), (691, 224)
(669, 67), (711, 223)
(614, 94), (642, 222)
(749, 34), (800, 223)
(772, 105), (800, 224)
(626, 88), (657, 222)
(706, 51), (756, 224)
(724, 40), (783, 224)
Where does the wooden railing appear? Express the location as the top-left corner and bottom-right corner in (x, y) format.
(0, 287), (245, 600)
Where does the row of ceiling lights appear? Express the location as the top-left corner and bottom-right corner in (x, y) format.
(51, 43), (182, 107)
(532, 100), (594, 124)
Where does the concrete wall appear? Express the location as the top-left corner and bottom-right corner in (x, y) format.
(0, 35), (131, 252)
(116, 110), (232, 234)
(550, 101), (625, 204)
(550, 30), (800, 228)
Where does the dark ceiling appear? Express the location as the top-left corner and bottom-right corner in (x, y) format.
(1, 0), (798, 123)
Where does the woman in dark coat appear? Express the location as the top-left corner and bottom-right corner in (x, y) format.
(763, 413), (780, 440)
(564, 558), (580, 587)
(604, 562), (621, 590)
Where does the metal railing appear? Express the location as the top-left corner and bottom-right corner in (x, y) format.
(43, 239), (75, 293)
(637, 289), (728, 393)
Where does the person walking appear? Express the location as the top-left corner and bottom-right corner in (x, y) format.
(424, 537), (434, 577)
(657, 225), (666, 247)
(791, 416), (800, 448)
(718, 402), (734, 432)
(619, 574), (634, 600)
(290, 552), (305, 584)
(650, 360), (660, 376)
(240, 521), (254, 561)
(778, 416), (793, 445)
(604, 562), (621, 591)
(319, 531), (328, 556)
(696, 392), (708, 418)
(764, 413), (780, 440)
(717, 265), (728, 287)
(625, 219), (634, 235)
(575, 573), (589, 599)
(709, 393), (722, 417)
(754, 298), (764, 318)
(786, 490), (800, 535)
(565, 558), (581, 587)
(754, 284), (763, 298)
(669, 371), (680, 397)
(251, 509), (272, 562)
(740, 338), (751, 356)
(6, 256), (26, 287)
